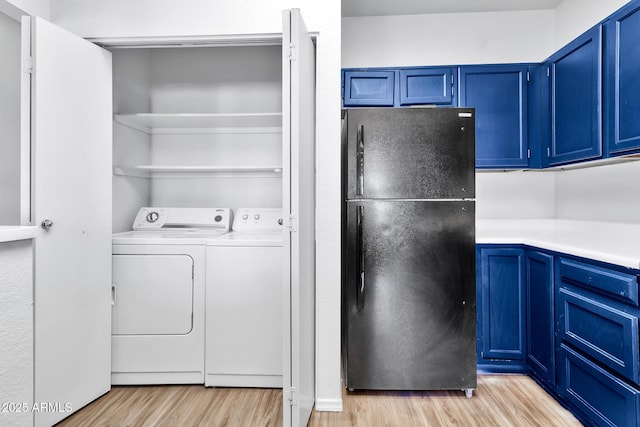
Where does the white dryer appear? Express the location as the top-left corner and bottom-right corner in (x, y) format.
(111, 207), (232, 385)
(205, 208), (284, 388)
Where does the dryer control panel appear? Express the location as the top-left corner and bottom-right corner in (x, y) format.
(132, 207), (233, 231)
(233, 208), (284, 232)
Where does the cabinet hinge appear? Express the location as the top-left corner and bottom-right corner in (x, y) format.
(547, 147), (551, 157)
(285, 215), (297, 232)
(547, 67), (550, 77)
(527, 148), (531, 159)
(285, 387), (297, 406)
(526, 71), (530, 82)
(288, 43), (297, 61)
(23, 57), (33, 74)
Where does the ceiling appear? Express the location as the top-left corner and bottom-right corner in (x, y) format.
(342, 0), (565, 17)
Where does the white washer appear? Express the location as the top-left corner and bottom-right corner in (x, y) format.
(205, 208), (284, 388)
(111, 207), (232, 385)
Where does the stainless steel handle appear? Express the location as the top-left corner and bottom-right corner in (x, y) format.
(41, 219), (54, 230)
(356, 205), (365, 309)
(356, 125), (364, 196)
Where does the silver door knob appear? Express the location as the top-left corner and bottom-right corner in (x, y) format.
(41, 219), (54, 230)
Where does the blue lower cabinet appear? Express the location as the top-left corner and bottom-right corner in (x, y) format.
(526, 251), (555, 386)
(476, 246), (528, 372)
(558, 344), (640, 427)
(557, 286), (640, 384)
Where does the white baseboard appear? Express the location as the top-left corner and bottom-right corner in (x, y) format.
(315, 398), (343, 412)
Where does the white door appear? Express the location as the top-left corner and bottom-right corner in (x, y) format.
(23, 16), (113, 427)
(282, 9), (316, 427)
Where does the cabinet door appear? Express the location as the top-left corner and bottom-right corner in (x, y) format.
(282, 9), (315, 427)
(604, 2), (640, 155)
(549, 26), (602, 165)
(25, 16), (112, 427)
(399, 67), (456, 106)
(478, 247), (526, 361)
(526, 251), (555, 386)
(459, 65), (528, 168)
(343, 70), (395, 106)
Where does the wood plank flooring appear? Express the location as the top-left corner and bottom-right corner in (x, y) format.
(57, 375), (581, 426)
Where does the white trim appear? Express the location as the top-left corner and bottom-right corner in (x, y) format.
(314, 398), (343, 412)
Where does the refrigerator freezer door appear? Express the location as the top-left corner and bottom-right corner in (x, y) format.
(344, 200), (476, 390)
(345, 108), (475, 200)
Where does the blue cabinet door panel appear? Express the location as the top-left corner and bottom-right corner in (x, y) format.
(399, 68), (455, 105)
(550, 26), (602, 165)
(526, 251), (555, 385)
(605, 2), (640, 154)
(558, 344), (640, 427)
(460, 65), (528, 168)
(479, 247), (526, 360)
(344, 71), (395, 106)
(558, 287), (640, 384)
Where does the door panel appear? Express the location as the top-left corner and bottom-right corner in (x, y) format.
(345, 108), (475, 200)
(27, 16), (112, 427)
(112, 254), (193, 335)
(344, 200), (476, 390)
(282, 8), (316, 427)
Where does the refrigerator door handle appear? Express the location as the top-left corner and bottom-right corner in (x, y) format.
(356, 125), (364, 196)
(356, 205), (365, 309)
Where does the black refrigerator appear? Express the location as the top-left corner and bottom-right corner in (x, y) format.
(342, 108), (477, 393)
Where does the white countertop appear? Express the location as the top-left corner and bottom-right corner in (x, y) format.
(0, 226), (38, 243)
(477, 219), (640, 269)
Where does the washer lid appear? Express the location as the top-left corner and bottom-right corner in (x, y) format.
(132, 207), (232, 231)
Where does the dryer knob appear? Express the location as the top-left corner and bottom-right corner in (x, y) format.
(254, 214), (260, 220)
(242, 214), (249, 220)
(146, 211), (159, 223)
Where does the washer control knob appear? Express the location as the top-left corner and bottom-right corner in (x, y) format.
(242, 214), (249, 220)
(214, 215), (222, 222)
(146, 211), (159, 223)
(254, 214), (260, 220)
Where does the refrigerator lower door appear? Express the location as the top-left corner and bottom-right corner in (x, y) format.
(344, 200), (476, 390)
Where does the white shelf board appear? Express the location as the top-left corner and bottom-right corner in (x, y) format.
(114, 113), (283, 133)
(114, 165), (283, 178)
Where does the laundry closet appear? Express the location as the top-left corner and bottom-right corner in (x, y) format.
(109, 43), (286, 386)
(20, 9), (315, 427)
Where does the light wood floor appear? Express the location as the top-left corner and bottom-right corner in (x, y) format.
(57, 375), (581, 426)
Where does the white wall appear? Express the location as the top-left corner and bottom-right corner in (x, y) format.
(554, 0), (630, 49)
(0, 240), (33, 427)
(555, 161), (640, 223)
(0, 12), (20, 224)
(476, 171), (555, 219)
(342, 10), (555, 68)
(0, 0), (48, 19)
(50, 0), (343, 411)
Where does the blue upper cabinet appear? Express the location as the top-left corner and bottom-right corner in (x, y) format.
(604, 1), (640, 156)
(459, 65), (529, 168)
(343, 70), (395, 107)
(399, 67), (456, 106)
(548, 26), (603, 166)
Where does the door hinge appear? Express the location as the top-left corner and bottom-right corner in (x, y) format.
(526, 71), (530, 82)
(285, 214), (297, 232)
(23, 58), (33, 74)
(285, 387), (297, 406)
(547, 147), (551, 157)
(527, 148), (531, 159)
(288, 43), (297, 61)
(547, 67), (550, 77)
